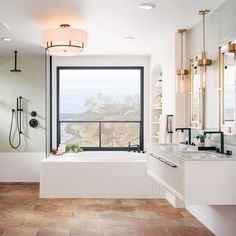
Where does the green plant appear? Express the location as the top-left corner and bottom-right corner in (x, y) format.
(199, 135), (206, 143)
(65, 143), (83, 153)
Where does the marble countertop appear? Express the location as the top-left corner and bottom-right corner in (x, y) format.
(147, 144), (236, 162)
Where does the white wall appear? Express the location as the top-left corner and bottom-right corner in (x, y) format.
(0, 55), (46, 152)
(51, 55), (150, 149)
(0, 152), (44, 182)
(0, 54), (46, 182)
(150, 33), (179, 143)
(150, 34), (176, 116)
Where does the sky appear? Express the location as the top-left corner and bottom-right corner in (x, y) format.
(59, 69), (141, 114)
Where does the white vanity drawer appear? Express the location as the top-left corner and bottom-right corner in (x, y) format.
(147, 153), (184, 199)
(146, 144), (236, 205)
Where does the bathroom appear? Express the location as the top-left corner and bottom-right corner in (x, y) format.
(0, 0), (236, 235)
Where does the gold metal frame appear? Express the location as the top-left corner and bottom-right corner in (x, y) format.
(219, 39), (236, 132)
(189, 56), (205, 129)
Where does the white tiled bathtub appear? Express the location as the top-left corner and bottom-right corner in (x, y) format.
(40, 151), (163, 198)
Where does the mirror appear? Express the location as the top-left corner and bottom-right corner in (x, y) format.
(219, 42), (236, 133)
(189, 57), (204, 129)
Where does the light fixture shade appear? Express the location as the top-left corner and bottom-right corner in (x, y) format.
(42, 24), (87, 56)
(176, 29), (189, 95)
(197, 10), (212, 67)
(176, 29), (189, 76)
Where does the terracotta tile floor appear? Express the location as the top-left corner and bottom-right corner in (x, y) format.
(0, 184), (214, 236)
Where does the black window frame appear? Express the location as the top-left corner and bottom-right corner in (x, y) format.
(57, 66), (144, 151)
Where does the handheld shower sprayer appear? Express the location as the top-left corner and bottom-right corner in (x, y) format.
(9, 96), (23, 149)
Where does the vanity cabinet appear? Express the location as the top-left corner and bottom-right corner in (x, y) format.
(147, 151), (184, 200)
(147, 146), (236, 206)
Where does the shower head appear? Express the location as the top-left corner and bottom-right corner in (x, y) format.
(10, 51), (21, 72)
(10, 69), (21, 72)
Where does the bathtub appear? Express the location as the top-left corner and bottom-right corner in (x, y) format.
(40, 151), (162, 198)
(46, 151), (147, 161)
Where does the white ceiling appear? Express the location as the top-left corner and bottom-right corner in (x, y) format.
(0, 0), (226, 56)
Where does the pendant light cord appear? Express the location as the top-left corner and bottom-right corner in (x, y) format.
(202, 13), (206, 54)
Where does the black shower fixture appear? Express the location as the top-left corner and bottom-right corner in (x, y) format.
(10, 51), (21, 72)
(29, 119), (38, 128)
(29, 111), (38, 128)
(31, 111), (37, 117)
(9, 96), (23, 149)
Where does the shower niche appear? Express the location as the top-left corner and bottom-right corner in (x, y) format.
(151, 64), (163, 143)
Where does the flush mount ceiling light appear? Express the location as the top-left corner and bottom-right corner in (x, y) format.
(124, 36), (135, 41)
(42, 24), (87, 56)
(197, 10), (212, 66)
(2, 37), (12, 42)
(176, 29), (189, 76)
(139, 3), (156, 10)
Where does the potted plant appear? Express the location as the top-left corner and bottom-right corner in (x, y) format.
(198, 135), (206, 147)
(65, 143), (83, 153)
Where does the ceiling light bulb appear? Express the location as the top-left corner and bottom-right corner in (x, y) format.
(2, 37), (12, 42)
(139, 3), (156, 10)
(124, 36), (135, 41)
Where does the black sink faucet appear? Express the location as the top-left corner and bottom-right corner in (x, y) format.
(175, 128), (191, 145)
(203, 131), (224, 154)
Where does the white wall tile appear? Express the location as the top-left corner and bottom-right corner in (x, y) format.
(0, 153), (44, 182)
(40, 159), (165, 198)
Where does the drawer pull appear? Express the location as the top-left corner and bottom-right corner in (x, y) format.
(149, 153), (177, 168)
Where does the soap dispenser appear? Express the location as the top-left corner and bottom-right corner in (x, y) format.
(179, 130), (186, 144)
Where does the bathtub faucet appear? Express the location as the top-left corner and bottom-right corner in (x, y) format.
(128, 142), (141, 153)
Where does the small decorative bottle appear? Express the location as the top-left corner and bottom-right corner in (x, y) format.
(205, 134), (212, 147)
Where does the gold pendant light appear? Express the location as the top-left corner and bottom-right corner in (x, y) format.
(197, 9), (212, 66)
(176, 29), (189, 94)
(176, 29), (189, 76)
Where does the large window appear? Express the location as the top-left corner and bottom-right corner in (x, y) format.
(57, 67), (144, 150)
